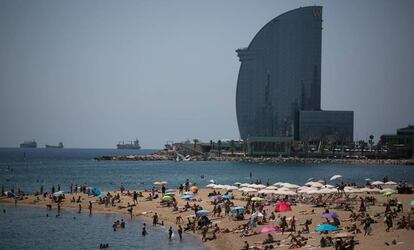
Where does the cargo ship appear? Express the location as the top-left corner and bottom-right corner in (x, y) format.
(117, 139), (141, 150)
(45, 142), (64, 149)
(20, 140), (37, 148)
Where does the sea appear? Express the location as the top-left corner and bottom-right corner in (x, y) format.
(1, 148), (414, 249)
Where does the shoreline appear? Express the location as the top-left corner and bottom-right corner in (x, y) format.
(2, 187), (414, 250)
(94, 153), (414, 166)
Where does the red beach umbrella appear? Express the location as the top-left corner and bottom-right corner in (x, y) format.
(275, 202), (292, 212)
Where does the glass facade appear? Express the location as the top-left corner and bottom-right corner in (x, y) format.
(236, 6), (323, 139)
(298, 111), (354, 142)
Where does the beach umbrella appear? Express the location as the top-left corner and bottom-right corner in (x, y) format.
(181, 194), (193, 200)
(240, 183), (250, 187)
(206, 184), (216, 188)
(282, 183), (300, 189)
(239, 187), (257, 193)
(318, 188), (336, 194)
(160, 181), (168, 185)
(307, 177), (314, 181)
(162, 195), (173, 202)
(265, 186), (278, 190)
(196, 209), (209, 216)
(384, 181), (397, 185)
(251, 197), (264, 202)
(371, 181), (384, 185)
(410, 200), (414, 206)
(330, 175), (342, 181)
(317, 179), (326, 184)
(210, 195), (223, 201)
(380, 188), (396, 193)
(209, 180), (215, 183)
(322, 184), (335, 189)
(260, 226), (278, 233)
(273, 182), (285, 187)
(258, 189), (275, 194)
(311, 182), (324, 188)
(256, 184), (267, 189)
(322, 213), (338, 219)
(225, 185), (239, 191)
(234, 182), (242, 186)
(153, 181), (163, 186)
(230, 206), (245, 214)
(315, 224), (338, 232)
(222, 194), (232, 199)
(53, 191), (64, 197)
(98, 194), (107, 199)
(276, 190), (297, 196)
(275, 202), (292, 212)
(190, 186), (199, 192)
(383, 191), (395, 197)
(252, 211), (264, 217)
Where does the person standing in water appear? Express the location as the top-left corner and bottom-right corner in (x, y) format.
(78, 204), (82, 213)
(178, 225), (183, 240)
(142, 223), (147, 236)
(168, 226), (173, 240)
(88, 201), (92, 215)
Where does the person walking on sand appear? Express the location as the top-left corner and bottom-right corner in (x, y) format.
(168, 226), (173, 240)
(385, 213), (393, 232)
(88, 201), (92, 215)
(364, 215), (372, 236)
(178, 225), (183, 240)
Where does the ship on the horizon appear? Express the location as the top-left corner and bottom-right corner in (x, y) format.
(20, 140), (37, 148)
(45, 142), (64, 149)
(117, 139), (141, 150)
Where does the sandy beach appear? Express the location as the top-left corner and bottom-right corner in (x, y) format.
(2, 186), (414, 250)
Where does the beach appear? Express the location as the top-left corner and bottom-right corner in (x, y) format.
(2, 184), (414, 250)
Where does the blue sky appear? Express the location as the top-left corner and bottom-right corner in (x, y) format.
(0, 0), (413, 148)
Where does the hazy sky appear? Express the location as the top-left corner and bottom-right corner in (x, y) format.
(0, 0), (413, 149)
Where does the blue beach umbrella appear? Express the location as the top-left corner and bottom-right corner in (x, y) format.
(222, 194), (232, 199)
(181, 194), (193, 200)
(98, 194), (107, 199)
(196, 210), (210, 216)
(315, 224), (338, 232)
(230, 206), (245, 214)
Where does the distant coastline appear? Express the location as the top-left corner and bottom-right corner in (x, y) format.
(94, 152), (414, 166)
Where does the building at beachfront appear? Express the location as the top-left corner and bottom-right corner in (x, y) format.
(235, 6), (353, 147)
(380, 125), (414, 158)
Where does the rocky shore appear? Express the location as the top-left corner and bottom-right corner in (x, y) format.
(94, 152), (414, 165)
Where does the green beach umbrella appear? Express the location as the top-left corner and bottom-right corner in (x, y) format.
(251, 197), (264, 202)
(383, 191), (394, 197)
(162, 195), (173, 202)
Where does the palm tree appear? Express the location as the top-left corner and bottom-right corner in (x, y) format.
(217, 140), (222, 156)
(193, 139), (199, 150)
(209, 140), (214, 152)
(368, 135), (374, 152)
(230, 140), (235, 156)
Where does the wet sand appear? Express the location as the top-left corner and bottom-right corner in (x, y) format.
(2, 189), (414, 250)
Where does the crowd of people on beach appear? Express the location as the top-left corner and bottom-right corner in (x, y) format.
(2, 175), (414, 250)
